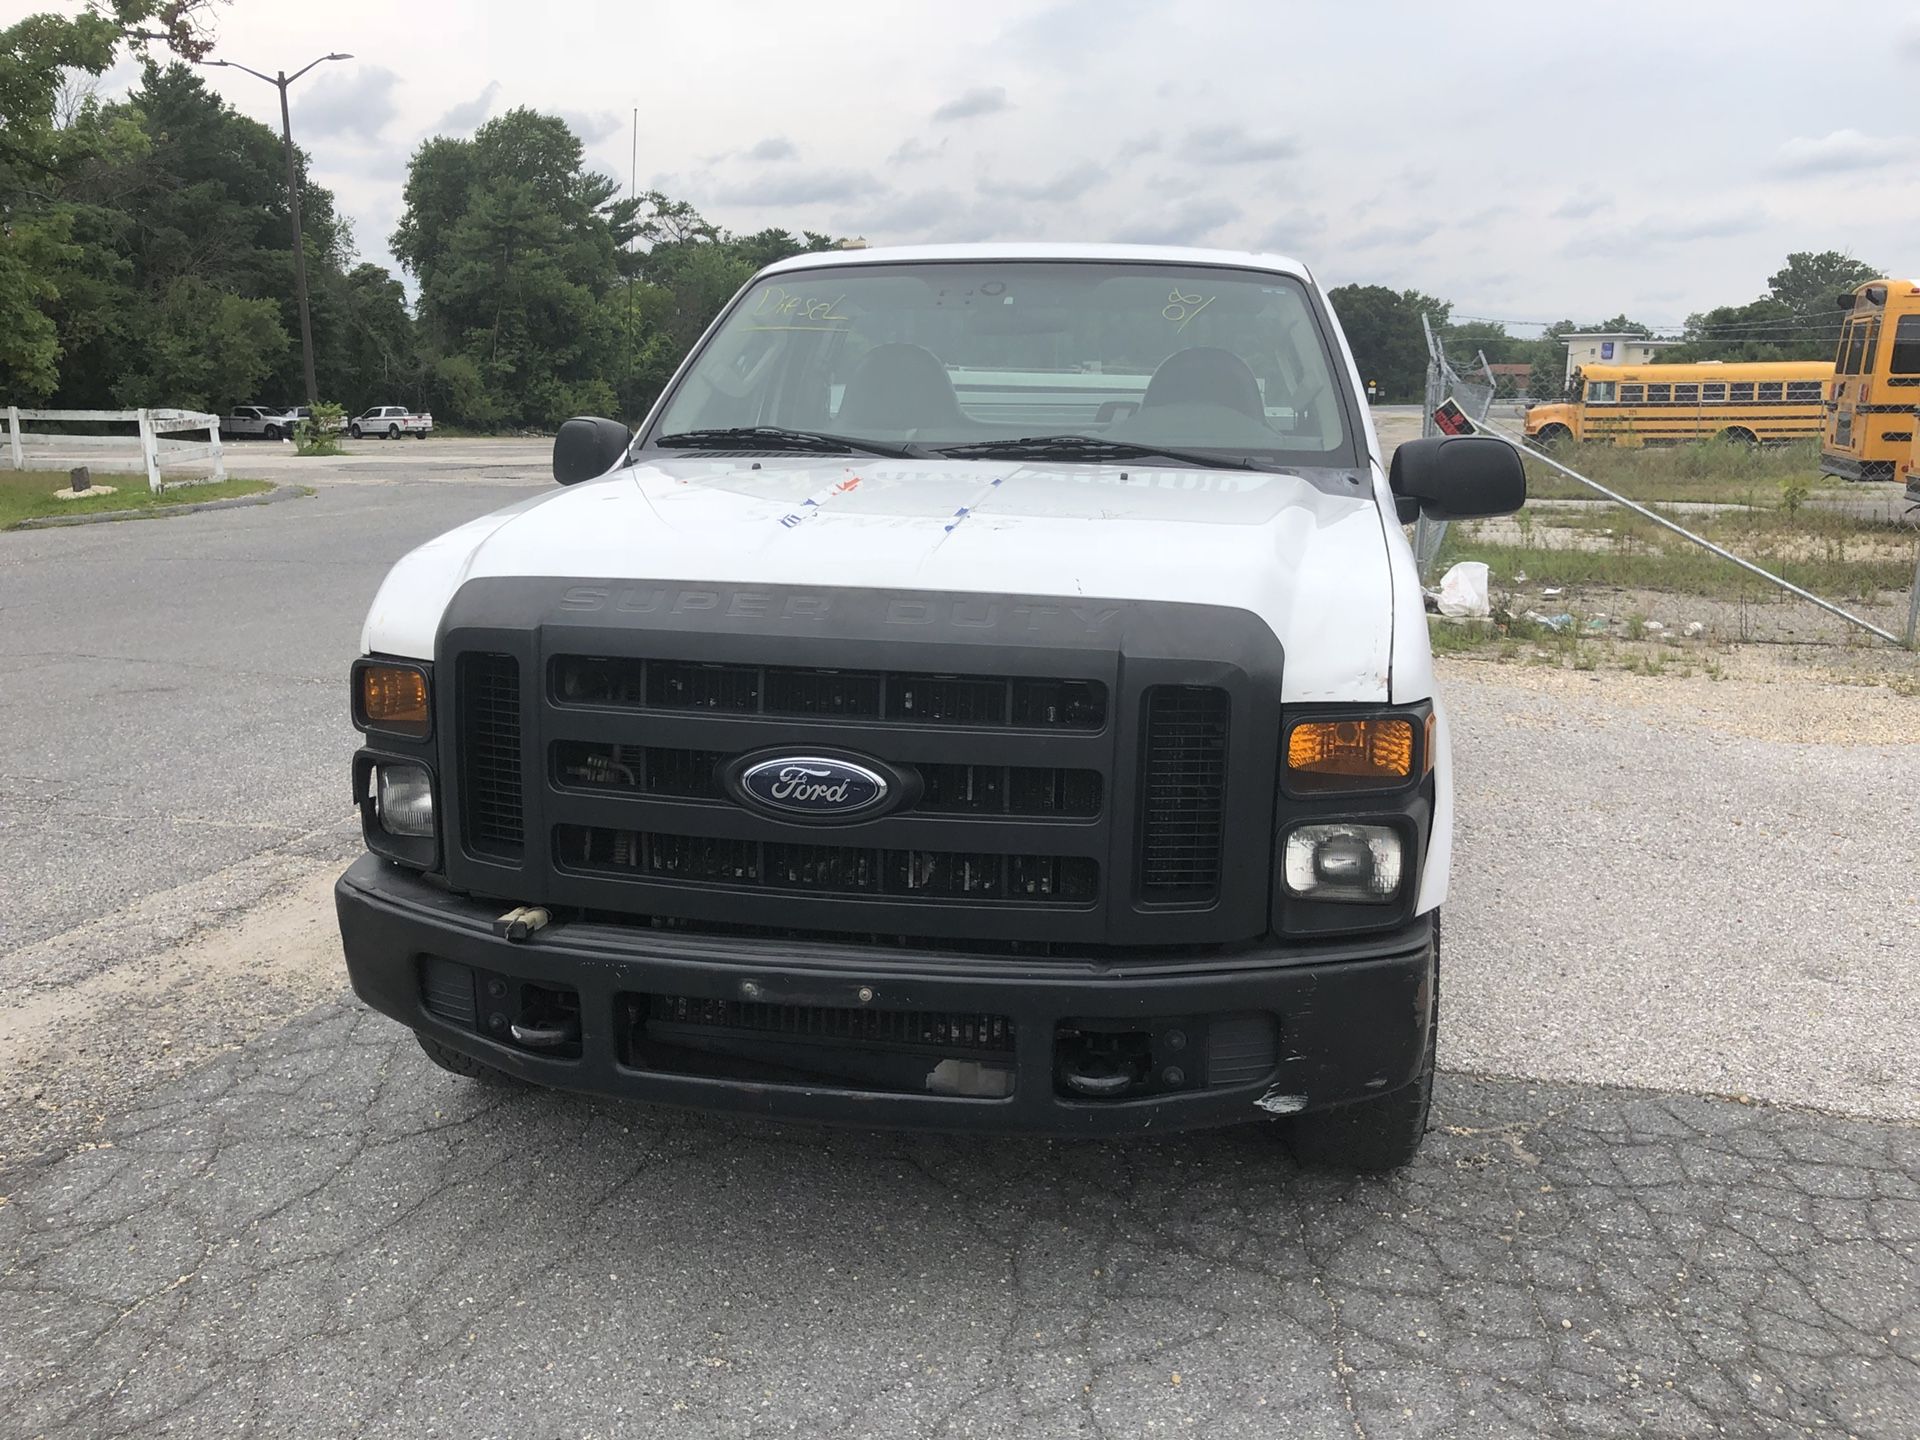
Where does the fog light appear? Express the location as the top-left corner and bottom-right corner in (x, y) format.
(375, 764), (435, 837)
(1283, 823), (1402, 903)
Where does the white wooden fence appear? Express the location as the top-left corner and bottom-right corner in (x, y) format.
(3, 407), (225, 493)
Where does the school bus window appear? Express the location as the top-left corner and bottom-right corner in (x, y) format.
(1729, 382), (1754, 401)
(1841, 322), (1865, 375)
(1646, 383), (1671, 402)
(1785, 380), (1822, 403)
(1702, 383), (1726, 403)
(1891, 315), (1920, 374)
(1586, 381), (1616, 403)
(1860, 321), (1879, 376)
(1674, 383), (1699, 403)
(1620, 384), (1644, 402)
(1757, 381), (1782, 401)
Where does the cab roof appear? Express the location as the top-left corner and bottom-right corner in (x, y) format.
(756, 242), (1313, 283)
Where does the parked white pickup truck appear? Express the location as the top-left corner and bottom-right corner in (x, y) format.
(221, 405), (296, 440)
(336, 242), (1530, 1171)
(349, 406), (434, 440)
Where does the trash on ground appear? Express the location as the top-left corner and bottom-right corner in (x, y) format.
(1437, 561), (1491, 618)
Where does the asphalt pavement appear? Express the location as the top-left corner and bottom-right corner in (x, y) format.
(1, 454), (1916, 1438)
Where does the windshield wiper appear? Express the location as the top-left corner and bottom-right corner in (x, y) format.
(651, 426), (925, 459)
(930, 435), (1258, 471)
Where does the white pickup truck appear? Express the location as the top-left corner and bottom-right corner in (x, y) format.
(336, 243), (1528, 1170)
(221, 405), (296, 440)
(349, 406), (434, 440)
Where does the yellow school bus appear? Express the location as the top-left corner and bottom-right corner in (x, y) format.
(1524, 361), (1834, 447)
(1821, 278), (1920, 481)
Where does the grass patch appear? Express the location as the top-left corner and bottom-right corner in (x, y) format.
(1522, 439), (1837, 506)
(0, 470), (273, 529)
(1439, 540), (1910, 602)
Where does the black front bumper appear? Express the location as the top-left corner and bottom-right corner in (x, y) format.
(336, 854), (1434, 1137)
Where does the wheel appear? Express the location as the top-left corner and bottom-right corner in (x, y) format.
(349, 424), (363, 439)
(1716, 426), (1757, 446)
(387, 423), (401, 439)
(416, 1033), (521, 1085)
(416, 431), (428, 440)
(1532, 423), (1572, 446)
(263, 424), (282, 441)
(1286, 914), (1439, 1172)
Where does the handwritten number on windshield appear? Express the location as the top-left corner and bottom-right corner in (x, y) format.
(1163, 290), (1216, 333)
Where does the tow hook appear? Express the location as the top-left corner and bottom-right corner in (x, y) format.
(509, 1019), (580, 1050)
(492, 906), (550, 942)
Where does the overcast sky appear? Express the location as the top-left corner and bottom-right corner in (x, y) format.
(38, 0), (1920, 332)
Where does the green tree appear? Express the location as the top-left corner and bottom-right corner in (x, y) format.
(1325, 285), (1451, 402)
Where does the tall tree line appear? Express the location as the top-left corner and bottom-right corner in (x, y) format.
(1, 6), (836, 428)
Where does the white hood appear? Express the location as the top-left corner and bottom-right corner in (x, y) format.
(361, 456), (1402, 701)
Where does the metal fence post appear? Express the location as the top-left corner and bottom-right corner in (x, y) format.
(137, 408), (162, 493)
(1905, 542), (1920, 650)
(5, 406), (21, 470)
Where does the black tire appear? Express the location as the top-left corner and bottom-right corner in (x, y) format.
(1533, 423), (1572, 446)
(387, 423), (401, 439)
(263, 424), (282, 441)
(416, 1033), (521, 1085)
(1286, 915), (1439, 1172)
(349, 424), (363, 439)
(1717, 426), (1757, 446)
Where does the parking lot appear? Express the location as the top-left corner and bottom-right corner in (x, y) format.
(2, 449), (1916, 1438)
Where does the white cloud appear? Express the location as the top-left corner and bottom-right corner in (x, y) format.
(432, 81), (499, 135)
(930, 86), (1009, 123)
(1772, 129), (1899, 177)
(291, 66), (399, 143)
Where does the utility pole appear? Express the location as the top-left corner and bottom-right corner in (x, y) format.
(204, 53), (352, 409)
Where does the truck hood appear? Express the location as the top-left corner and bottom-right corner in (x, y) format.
(361, 455), (1400, 701)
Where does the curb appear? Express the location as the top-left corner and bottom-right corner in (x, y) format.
(10, 483), (308, 530)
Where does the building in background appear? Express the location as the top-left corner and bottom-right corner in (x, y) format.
(1562, 331), (1678, 385)
(1487, 362), (1534, 399)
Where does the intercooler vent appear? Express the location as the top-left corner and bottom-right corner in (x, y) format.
(551, 655), (1106, 731)
(556, 826), (1098, 905)
(639, 994), (1016, 1055)
(1138, 686), (1229, 902)
(458, 652), (524, 858)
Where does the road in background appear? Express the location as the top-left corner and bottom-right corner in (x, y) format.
(2, 463), (1915, 1439)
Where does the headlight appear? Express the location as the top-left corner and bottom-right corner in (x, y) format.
(354, 659), (431, 738)
(375, 763), (435, 837)
(1282, 823), (1403, 903)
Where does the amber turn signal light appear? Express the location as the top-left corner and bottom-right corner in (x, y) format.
(357, 662), (430, 737)
(1286, 717), (1415, 786)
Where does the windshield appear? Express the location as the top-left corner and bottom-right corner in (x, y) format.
(645, 261), (1357, 467)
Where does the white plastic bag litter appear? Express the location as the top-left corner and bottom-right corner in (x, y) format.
(1436, 561), (1491, 618)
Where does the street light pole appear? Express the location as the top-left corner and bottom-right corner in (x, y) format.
(206, 53), (352, 410)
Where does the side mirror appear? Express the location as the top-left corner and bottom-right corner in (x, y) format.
(553, 416), (633, 485)
(1388, 435), (1527, 522)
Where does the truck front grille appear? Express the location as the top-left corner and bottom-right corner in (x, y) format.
(557, 826), (1099, 905)
(639, 994), (1016, 1055)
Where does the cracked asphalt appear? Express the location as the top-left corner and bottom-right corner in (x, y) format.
(3, 451), (1918, 1438)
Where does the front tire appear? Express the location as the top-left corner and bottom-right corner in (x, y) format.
(1285, 916), (1439, 1172)
(416, 1033), (521, 1086)
(263, 424), (282, 441)
(1532, 423), (1572, 446)
(349, 424), (363, 439)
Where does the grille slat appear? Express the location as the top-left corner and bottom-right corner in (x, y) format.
(554, 743), (1102, 819)
(644, 994), (1015, 1054)
(1139, 686), (1229, 901)
(559, 826), (1098, 906)
(459, 653), (524, 857)
(553, 656), (1106, 731)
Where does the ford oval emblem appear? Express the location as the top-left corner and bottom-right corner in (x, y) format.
(733, 754), (893, 822)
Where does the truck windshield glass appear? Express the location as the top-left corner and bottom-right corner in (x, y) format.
(646, 262), (1355, 467)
